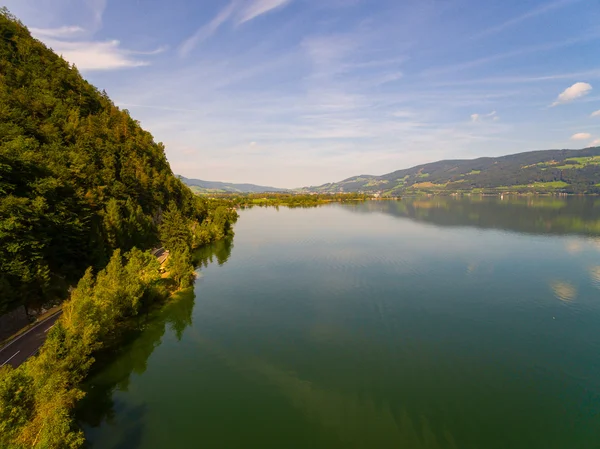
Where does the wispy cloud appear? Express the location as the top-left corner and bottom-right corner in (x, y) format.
(238, 0), (292, 24)
(551, 82), (592, 106)
(178, 2), (236, 57)
(471, 0), (584, 39)
(592, 110), (600, 117)
(15, 0), (597, 186)
(129, 46), (169, 56)
(571, 132), (592, 140)
(372, 71), (403, 85)
(471, 111), (498, 122)
(302, 34), (360, 80)
(86, 0), (107, 30)
(430, 70), (600, 87)
(591, 139), (600, 146)
(425, 33), (600, 77)
(178, 0), (293, 57)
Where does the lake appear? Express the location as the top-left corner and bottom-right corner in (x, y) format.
(80, 197), (600, 449)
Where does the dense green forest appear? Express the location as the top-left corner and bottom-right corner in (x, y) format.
(0, 247), (189, 448)
(0, 8), (236, 315)
(0, 9), (238, 448)
(304, 148), (600, 195)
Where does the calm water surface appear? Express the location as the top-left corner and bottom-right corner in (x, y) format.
(81, 197), (600, 449)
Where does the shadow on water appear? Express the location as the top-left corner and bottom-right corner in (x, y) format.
(76, 239), (233, 447)
(346, 196), (600, 236)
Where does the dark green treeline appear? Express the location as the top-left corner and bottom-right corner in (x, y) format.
(0, 8), (236, 314)
(0, 8), (238, 449)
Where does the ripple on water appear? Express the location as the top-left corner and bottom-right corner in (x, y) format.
(590, 266), (600, 289)
(588, 237), (600, 251)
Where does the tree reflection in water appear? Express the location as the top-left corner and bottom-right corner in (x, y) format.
(77, 238), (233, 432)
(347, 196), (600, 237)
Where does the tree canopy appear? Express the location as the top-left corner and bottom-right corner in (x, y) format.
(0, 9), (233, 313)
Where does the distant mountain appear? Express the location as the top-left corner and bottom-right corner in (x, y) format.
(302, 147), (600, 195)
(179, 176), (287, 193)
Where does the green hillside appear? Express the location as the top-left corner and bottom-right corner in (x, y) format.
(0, 9), (234, 315)
(304, 148), (600, 195)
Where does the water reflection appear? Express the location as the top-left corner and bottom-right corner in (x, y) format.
(193, 336), (458, 449)
(346, 197), (600, 236)
(78, 239), (233, 441)
(590, 266), (600, 289)
(194, 237), (234, 268)
(550, 281), (577, 302)
(77, 288), (196, 431)
(79, 205), (600, 449)
(565, 240), (584, 254)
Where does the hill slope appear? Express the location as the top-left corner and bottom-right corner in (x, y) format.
(179, 176), (287, 193)
(305, 148), (600, 195)
(0, 9), (228, 314)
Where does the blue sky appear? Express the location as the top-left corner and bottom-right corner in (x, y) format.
(4, 0), (600, 187)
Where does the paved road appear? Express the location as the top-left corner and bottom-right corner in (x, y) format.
(0, 249), (164, 369)
(152, 246), (169, 265)
(0, 312), (62, 368)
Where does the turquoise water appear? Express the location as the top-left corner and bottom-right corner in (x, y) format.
(81, 198), (600, 449)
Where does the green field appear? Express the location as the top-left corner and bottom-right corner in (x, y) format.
(496, 181), (570, 190)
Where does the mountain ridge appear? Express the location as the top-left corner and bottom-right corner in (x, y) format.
(179, 176), (288, 193)
(301, 147), (600, 195)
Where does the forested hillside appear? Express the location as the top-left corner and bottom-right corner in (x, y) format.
(0, 9), (235, 315)
(305, 147), (600, 195)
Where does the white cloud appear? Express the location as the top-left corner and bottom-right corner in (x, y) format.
(551, 82), (592, 106)
(178, 2), (236, 57)
(571, 132), (592, 140)
(592, 110), (600, 117)
(471, 110), (497, 122)
(591, 139), (600, 146)
(30, 26), (85, 38)
(27, 4), (159, 71)
(44, 38), (150, 71)
(238, 0), (292, 24)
